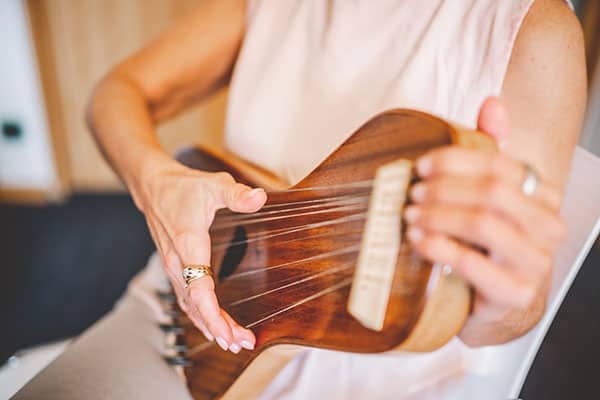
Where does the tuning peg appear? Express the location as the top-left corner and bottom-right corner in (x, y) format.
(156, 290), (177, 303)
(163, 355), (193, 367)
(159, 323), (185, 334)
(163, 308), (182, 318)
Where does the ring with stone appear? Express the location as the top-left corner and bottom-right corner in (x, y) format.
(182, 265), (213, 288)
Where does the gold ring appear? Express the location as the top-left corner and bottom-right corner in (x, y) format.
(182, 265), (213, 288)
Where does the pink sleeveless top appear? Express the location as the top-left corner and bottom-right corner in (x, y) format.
(223, 1), (573, 398)
(224, 0), (571, 185)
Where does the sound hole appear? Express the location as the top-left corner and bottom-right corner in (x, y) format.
(218, 225), (247, 280)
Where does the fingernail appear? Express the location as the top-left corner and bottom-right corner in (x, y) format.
(410, 184), (426, 202)
(240, 340), (255, 350)
(229, 343), (241, 354)
(416, 157), (432, 177)
(216, 337), (229, 351)
(204, 332), (214, 341)
(246, 188), (265, 198)
(404, 206), (420, 223)
(407, 227), (424, 243)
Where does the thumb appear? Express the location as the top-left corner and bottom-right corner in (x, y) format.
(218, 180), (267, 213)
(477, 97), (510, 149)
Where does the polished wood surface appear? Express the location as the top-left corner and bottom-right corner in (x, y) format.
(173, 110), (495, 399)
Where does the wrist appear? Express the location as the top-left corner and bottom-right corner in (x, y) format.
(123, 147), (185, 212)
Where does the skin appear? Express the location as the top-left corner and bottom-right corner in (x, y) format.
(86, 0), (586, 352)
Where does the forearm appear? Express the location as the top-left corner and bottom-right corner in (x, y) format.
(86, 0), (245, 208)
(86, 73), (181, 208)
(459, 279), (549, 347)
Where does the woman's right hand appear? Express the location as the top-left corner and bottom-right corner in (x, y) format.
(132, 158), (267, 354)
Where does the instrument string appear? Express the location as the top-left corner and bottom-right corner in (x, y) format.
(244, 278), (353, 329)
(181, 251), (428, 357)
(211, 214), (366, 249)
(184, 277), (354, 357)
(249, 192), (371, 211)
(224, 245), (360, 280)
(241, 211), (363, 239)
(213, 195), (368, 224)
(224, 262), (355, 307)
(219, 248), (417, 307)
(268, 180), (373, 194)
(210, 203), (368, 230)
(180, 180), (424, 357)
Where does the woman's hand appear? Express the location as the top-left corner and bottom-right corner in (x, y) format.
(404, 98), (567, 346)
(134, 160), (267, 353)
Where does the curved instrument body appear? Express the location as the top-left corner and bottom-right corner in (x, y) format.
(171, 109), (495, 399)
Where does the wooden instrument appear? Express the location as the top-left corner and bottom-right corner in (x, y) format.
(161, 109), (496, 399)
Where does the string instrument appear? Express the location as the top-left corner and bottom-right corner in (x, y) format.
(159, 109), (496, 399)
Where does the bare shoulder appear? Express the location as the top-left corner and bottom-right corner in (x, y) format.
(514, 0), (584, 56)
(507, 0), (585, 84)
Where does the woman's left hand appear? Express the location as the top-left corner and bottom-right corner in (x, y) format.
(404, 98), (567, 346)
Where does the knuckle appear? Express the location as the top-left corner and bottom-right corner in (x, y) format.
(425, 149), (449, 174)
(426, 185), (440, 201)
(490, 154), (506, 176)
(418, 208), (435, 228)
(416, 233), (436, 255)
(484, 176), (505, 200)
(189, 286), (207, 304)
(213, 171), (235, 185)
(435, 152), (453, 171)
(172, 231), (196, 255)
(163, 249), (181, 272)
(177, 298), (188, 312)
(189, 281), (216, 303)
(469, 210), (494, 237)
(455, 247), (478, 273)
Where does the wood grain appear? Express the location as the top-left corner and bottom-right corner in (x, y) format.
(172, 109), (495, 399)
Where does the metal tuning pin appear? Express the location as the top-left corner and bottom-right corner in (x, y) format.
(156, 289), (177, 304)
(166, 334), (188, 353)
(163, 354), (193, 367)
(164, 308), (182, 318)
(158, 284), (192, 368)
(159, 323), (185, 334)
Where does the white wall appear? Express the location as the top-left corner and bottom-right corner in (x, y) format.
(0, 0), (57, 191)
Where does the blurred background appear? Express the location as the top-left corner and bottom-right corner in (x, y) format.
(0, 0), (599, 398)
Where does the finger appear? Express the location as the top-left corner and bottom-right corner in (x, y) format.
(170, 230), (235, 350)
(477, 97), (510, 147)
(181, 299), (213, 341)
(147, 221), (217, 340)
(187, 277), (234, 351)
(409, 176), (566, 249)
(406, 227), (536, 308)
(404, 204), (553, 280)
(415, 148), (561, 210)
(146, 219), (190, 312)
(222, 310), (256, 353)
(212, 173), (267, 213)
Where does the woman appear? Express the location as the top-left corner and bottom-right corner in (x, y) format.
(16, 0), (585, 398)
